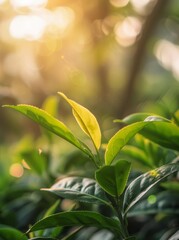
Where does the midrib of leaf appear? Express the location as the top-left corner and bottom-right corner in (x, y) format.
(72, 109), (97, 150)
(58, 92), (101, 150)
(42, 187), (111, 206)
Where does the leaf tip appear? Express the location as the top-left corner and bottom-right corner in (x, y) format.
(2, 104), (12, 108)
(58, 92), (67, 99)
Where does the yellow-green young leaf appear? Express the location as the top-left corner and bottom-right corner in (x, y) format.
(3, 104), (91, 156)
(42, 95), (59, 117)
(105, 122), (149, 165)
(58, 92), (101, 150)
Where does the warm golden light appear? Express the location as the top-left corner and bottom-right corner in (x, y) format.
(110, 0), (129, 8)
(10, 0), (48, 8)
(114, 16), (142, 47)
(0, 0), (5, 4)
(130, 0), (156, 14)
(9, 15), (46, 40)
(9, 163), (24, 178)
(49, 7), (75, 36)
(155, 40), (179, 80)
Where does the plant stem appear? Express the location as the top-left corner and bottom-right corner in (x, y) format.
(115, 197), (129, 238)
(108, 195), (129, 239)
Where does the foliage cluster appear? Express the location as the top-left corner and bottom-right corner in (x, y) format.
(1, 93), (179, 240)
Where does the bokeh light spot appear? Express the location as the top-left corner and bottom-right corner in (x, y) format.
(130, 0), (156, 15)
(49, 7), (75, 36)
(155, 40), (179, 81)
(10, 0), (48, 8)
(147, 195), (157, 204)
(9, 163), (24, 178)
(114, 16), (142, 47)
(9, 15), (46, 40)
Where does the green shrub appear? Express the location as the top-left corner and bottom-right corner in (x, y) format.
(2, 93), (179, 240)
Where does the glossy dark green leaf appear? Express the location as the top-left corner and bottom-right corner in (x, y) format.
(42, 177), (110, 205)
(3, 105), (91, 156)
(60, 227), (82, 240)
(168, 230), (179, 240)
(140, 120), (179, 151)
(105, 122), (149, 165)
(128, 191), (179, 216)
(0, 225), (27, 240)
(123, 163), (179, 214)
(95, 160), (131, 197)
(27, 211), (121, 235)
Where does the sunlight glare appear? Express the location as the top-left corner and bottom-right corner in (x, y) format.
(9, 163), (24, 178)
(9, 15), (46, 40)
(50, 7), (75, 35)
(114, 16), (142, 47)
(0, 0), (6, 4)
(10, 0), (48, 8)
(130, 0), (156, 14)
(155, 40), (179, 80)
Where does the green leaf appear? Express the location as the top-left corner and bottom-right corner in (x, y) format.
(42, 95), (59, 140)
(161, 181), (179, 192)
(128, 191), (179, 216)
(122, 145), (153, 168)
(42, 177), (110, 205)
(105, 122), (149, 165)
(3, 104), (91, 156)
(27, 211), (121, 235)
(114, 113), (154, 124)
(95, 160), (131, 197)
(43, 200), (60, 218)
(168, 230), (179, 240)
(21, 149), (46, 175)
(37, 200), (61, 237)
(115, 113), (170, 124)
(29, 238), (57, 240)
(140, 120), (179, 151)
(58, 92), (101, 150)
(0, 225), (27, 240)
(60, 227), (82, 240)
(123, 163), (179, 214)
(42, 95), (59, 117)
